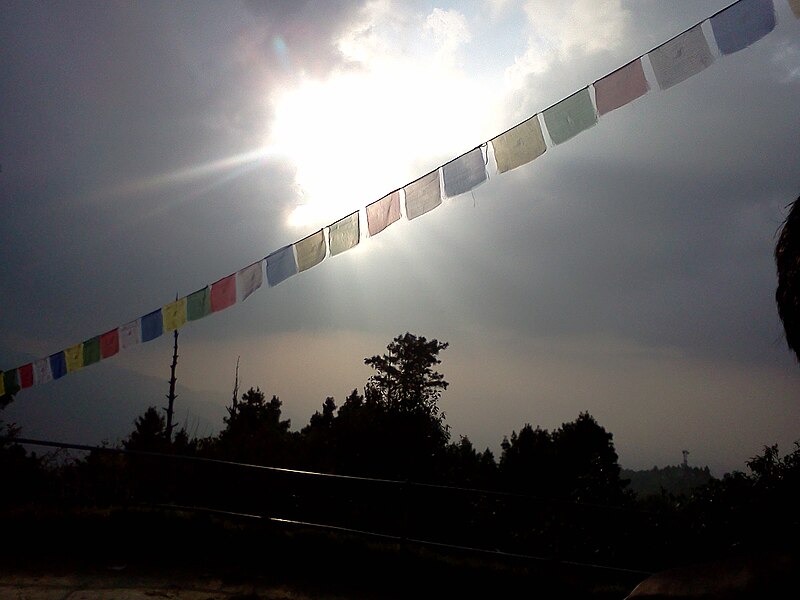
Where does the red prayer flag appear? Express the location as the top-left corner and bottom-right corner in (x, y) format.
(18, 363), (34, 389)
(100, 328), (120, 358)
(211, 273), (237, 312)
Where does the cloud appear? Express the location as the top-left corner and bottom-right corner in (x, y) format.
(506, 0), (631, 84)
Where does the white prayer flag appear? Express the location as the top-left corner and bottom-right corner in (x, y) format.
(238, 260), (264, 302)
(33, 358), (52, 385)
(649, 25), (714, 90)
(120, 319), (141, 350)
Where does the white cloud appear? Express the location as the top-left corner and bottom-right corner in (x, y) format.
(507, 0), (631, 85)
(424, 8), (472, 57)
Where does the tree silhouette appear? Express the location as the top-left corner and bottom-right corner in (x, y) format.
(775, 196), (800, 361)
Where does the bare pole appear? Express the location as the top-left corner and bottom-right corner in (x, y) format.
(165, 295), (180, 442)
(231, 356), (240, 411)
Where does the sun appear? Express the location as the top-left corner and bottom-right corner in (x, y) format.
(268, 45), (493, 231)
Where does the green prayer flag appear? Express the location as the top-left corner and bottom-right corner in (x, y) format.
(83, 336), (101, 366)
(187, 286), (212, 321)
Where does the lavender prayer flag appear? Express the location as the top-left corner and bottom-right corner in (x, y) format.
(328, 212), (359, 256)
(543, 88), (597, 145)
(120, 319), (141, 349)
(187, 287), (211, 321)
(83, 336), (101, 366)
(649, 25), (714, 90)
(711, 0), (775, 56)
(211, 274), (237, 312)
(140, 310), (163, 343)
(238, 260), (264, 302)
(366, 191), (401, 236)
(295, 230), (326, 272)
(65, 343), (84, 373)
(594, 59), (649, 115)
(34, 358), (52, 385)
(404, 171), (442, 220)
(443, 148), (487, 198)
(162, 297), (187, 331)
(50, 352), (67, 380)
(266, 245), (298, 286)
(491, 116), (546, 173)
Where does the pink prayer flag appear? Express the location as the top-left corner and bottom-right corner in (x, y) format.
(366, 191), (401, 236)
(211, 273), (237, 312)
(18, 363), (34, 389)
(100, 329), (120, 358)
(594, 59), (649, 115)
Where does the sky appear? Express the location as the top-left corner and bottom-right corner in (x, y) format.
(2, 0), (800, 476)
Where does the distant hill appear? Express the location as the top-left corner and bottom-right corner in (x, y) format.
(1, 362), (226, 447)
(622, 464), (715, 498)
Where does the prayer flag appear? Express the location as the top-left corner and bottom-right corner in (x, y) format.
(594, 59), (649, 115)
(238, 260), (264, 302)
(120, 319), (141, 349)
(34, 358), (52, 385)
(2, 369), (19, 395)
(0, 372), (5, 396)
(443, 148), (487, 198)
(18, 364), (34, 389)
(543, 88), (597, 145)
(83, 336), (101, 366)
(163, 297), (187, 331)
(711, 0), (775, 56)
(295, 230), (326, 272)
(649, 25), (714, 90)
(211, 274), (237, 312)
(404, 171), (442, 220)
(491, 116), (546, 173)
(141, 310), (163, 343)
(50, 352), (67, 380)
(266, 245), (298, 287)
(329, 212), (359, 256)
(100, 329), (119, 358)
(366, 191), (401, 236)
(65, 343), (84, 373)
(187, 287), (211, 321)
(790, 0), (800, 18)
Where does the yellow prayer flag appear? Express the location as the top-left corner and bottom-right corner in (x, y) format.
(163, 297), (188, 331)
(65, 343), (84, 373)
(0, 372), (5, 396)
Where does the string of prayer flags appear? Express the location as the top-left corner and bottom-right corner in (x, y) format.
(100, 329), (119, 358)
(238, 260), (264, 302)
(594, 59), (649, 116)
(328, 212), (359, 256)
(187, 287), (212, 321)
(404, 171), (442, 220)
(543, 88), (597, 145)
(649, 25), (714, 90)
(163, 297), (187, 331)
(443, 147), (487, 198)
(18, 364), (34, 389)
(140, 310), (163, 343)
(34, 358), (52, 385)
(295, 230), (327, 272)
(711, 0), (776, 56)
(366, 191), (401, 236)
(83, 336), (101, 366)
(491, 115), (546, 173)
(266, 245), (298, 287)
(211, 274), (237, 313)
(50, 352), (67, 380)
(64, 343), (84, 373)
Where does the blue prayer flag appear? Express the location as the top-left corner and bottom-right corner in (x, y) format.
(266, 245), (298, 287)
(50, 352), (67, 380)
(711, 0), (775, 56)
(141, 309), (164, 342)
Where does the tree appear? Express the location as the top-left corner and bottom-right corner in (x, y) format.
(123, 406), (168, 453)
(499, 424), (554, 495)
(775, 195), (800, 361)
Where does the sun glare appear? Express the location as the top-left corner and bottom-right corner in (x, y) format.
(269, 60), (493, 230)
